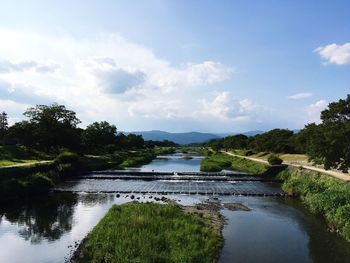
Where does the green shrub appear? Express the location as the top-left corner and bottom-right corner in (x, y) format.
(268, 154), (283, 165)
(55, 151), (81, 176)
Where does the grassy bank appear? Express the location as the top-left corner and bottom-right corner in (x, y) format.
(73, 202), (221, 263)
(0, 148), (159, 202)
(200, 153), (269, 174)
(277, 168), (350, 242)
(0, 145), (51, 166)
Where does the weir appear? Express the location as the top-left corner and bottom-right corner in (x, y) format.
(54, 170), (287, 196)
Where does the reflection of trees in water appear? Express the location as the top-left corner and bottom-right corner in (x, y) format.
(78, 193), (112, 206)
(0, 193), (77, 243)
(280, 198), (350, 263)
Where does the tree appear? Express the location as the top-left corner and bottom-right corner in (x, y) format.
(249, 129), (295, 153)
(82, 121), (117, 151)
(223, 134), (248, 150)
(302, 94), (350, 172)
(8, 121), (37, 147)
(0, 111), (8, 144)
(23, 103), (81, 151)
(125, 134), (144, 149)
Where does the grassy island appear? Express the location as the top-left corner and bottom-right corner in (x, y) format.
(73, 202), (222, 263)
(200, 153), (268, 174)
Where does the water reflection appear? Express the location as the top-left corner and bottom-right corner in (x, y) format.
(0, 193), (77, 243)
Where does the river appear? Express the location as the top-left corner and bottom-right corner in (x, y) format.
(0, 153), (349, 263)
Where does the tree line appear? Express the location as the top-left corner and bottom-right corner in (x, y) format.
(206, 94), (350, 172)
(0, 103), (177, 154)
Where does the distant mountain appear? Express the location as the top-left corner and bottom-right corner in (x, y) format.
(123, 130), (265, 145)
(124, 130), (221, 145)
(215, 130), (265, 137)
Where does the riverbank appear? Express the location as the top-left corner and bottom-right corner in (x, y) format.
(226, 151), (350, 182)
(277, 167), (350, 242)
(218, 151), (350, 242)
(0, 148), (165, 202)
(72, 202), (223, 263)
(200, 152), (269, 174)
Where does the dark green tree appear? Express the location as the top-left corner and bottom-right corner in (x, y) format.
(81, 121), (117, 151)
(0, 111), (8, 144)
(23, 103), (81, 151)
(8, 121), (37, 147)
(302, 94), (350, 172)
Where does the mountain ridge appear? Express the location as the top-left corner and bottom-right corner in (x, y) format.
(122, 130), (265, 145)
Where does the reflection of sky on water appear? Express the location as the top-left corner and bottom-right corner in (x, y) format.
(139, 156), (202, 172)
(1, 154), (350, 263)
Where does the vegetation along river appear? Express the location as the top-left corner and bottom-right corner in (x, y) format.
(0, 153), (349, 263)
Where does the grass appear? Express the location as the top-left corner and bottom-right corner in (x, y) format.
(278, 168), (350, 242)
(0, 145), (52, 167)
(0, 159), (38, 166)
(200, 153), (269, 174)
(74, 202), (221, 263)
(120, 150), (157, 168)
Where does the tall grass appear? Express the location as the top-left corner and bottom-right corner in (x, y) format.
(75, 202), (221, 263)
(200, 153), (268, 174)
(279, 168), (350, 241)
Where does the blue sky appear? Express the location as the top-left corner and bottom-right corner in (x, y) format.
(0, 0), (349, 132)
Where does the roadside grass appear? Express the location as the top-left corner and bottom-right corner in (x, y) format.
(200, 153), (268, 174)
(0, 159), (38, 166)
(74, 202), (221, 263)
(0, 145), (52, 167)
(278, 169), (350, 242)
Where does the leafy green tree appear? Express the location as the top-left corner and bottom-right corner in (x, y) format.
(302, 94), (350, 172)
(82, 121), (117, 151)
(0, 111), (8, 144)
(249, 129), (295, 153)
(223, 134), (248, 150)
(125, 134), (144, 149)
(7, 121), (37, 147)
(23, 103), (81, 151)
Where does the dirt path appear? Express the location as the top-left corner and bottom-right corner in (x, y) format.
(0, 160), (53, 169)
(224, 151), (350, 182)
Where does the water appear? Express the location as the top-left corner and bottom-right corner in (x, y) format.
(0, 153), (350, 263)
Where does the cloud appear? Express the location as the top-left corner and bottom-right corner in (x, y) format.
(0, 99), (30, 125)
(150, 61), (233, 93)
(0, 59), (60, 73)
(0, 28), (238, 130)
(315, 43), (350, 65)
(128, 100), (182, 119)
(306, 99), (328, 123)
(76, 56), (146, 94)
(288, 92), (313, 100)
(197, 92), (259, 122)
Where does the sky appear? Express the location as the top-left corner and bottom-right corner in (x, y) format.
(0, 0), (349, 133)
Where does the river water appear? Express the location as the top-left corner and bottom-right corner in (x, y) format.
(0, 153), (349, 263)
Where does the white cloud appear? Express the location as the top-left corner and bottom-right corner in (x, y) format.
(288, 92), (312, 100)
(315, 43), (350, 65)
(197, 92), (260, 122)
(0, 99), (30, 125)
(306, 99), (328, 123)
(0, 59), (60, 73)
(0, 28), (235, 129)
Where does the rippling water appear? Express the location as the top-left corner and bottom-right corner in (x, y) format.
(0, 153), (349, 263)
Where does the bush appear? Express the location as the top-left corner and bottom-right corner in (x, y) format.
(268, 154), (283, 165)
(55, 151), (81, 176)
(245, 150), (254, 156)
